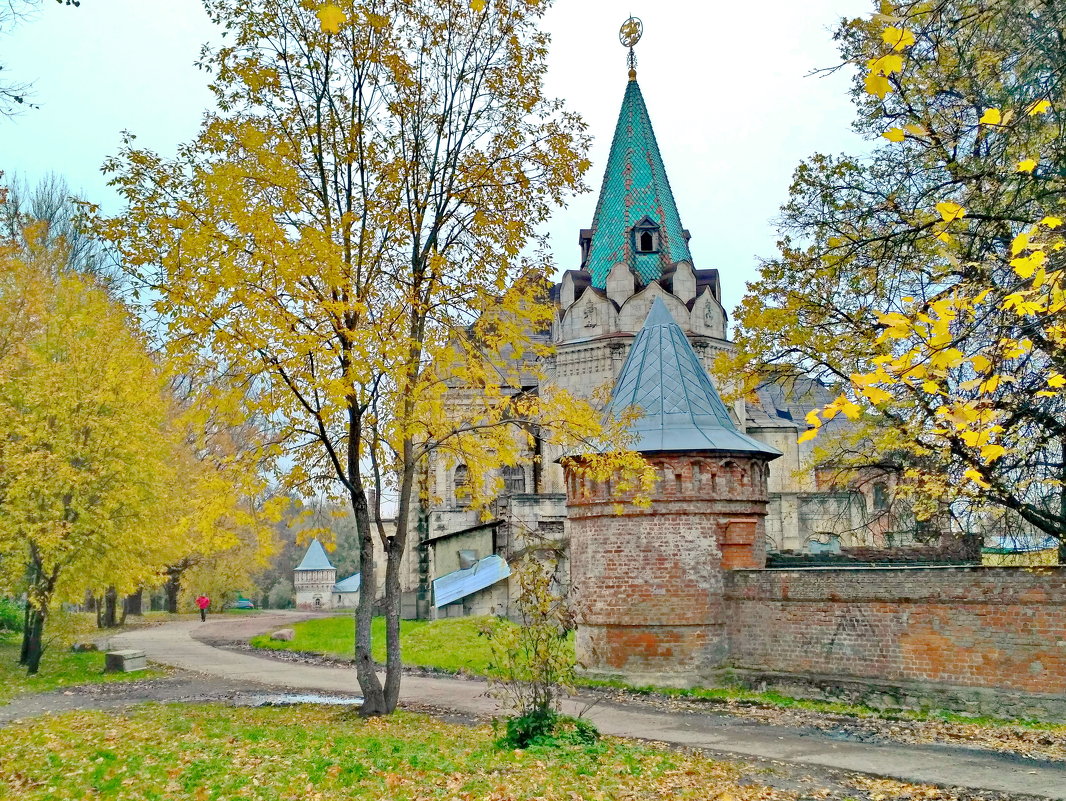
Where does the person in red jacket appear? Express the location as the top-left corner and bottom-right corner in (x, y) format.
(195, 594), (210, 622)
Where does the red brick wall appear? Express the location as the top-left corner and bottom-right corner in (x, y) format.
(725, 567), (1066, 696)
(567, 452), (771, 682)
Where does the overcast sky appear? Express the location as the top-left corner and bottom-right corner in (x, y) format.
(1, 0), (870, 316)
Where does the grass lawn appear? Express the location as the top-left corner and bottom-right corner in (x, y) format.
(0, 634), (163, 705)
(251, 615), (500, 674)
(0, 703), (957, 801)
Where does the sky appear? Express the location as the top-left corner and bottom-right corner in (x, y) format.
(0, 0), (871, 316)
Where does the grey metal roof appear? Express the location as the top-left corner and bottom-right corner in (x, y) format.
(294, 538), (335, 571)
(607, 297), (781, 458)
(433, 554), (511, 608)
(332, 573), (361, 593)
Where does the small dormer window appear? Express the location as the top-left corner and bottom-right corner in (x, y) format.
(632, 216), (660, 254)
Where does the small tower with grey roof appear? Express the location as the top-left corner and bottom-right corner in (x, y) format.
(294, 539), (337, 610)
(565, 298), (780, 686)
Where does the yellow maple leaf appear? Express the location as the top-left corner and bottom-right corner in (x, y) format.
(935, 201), (965, 222)
(1027, 99), (1052, 115)
(1010, 251), (1046, 278)
(964, 468), (990, 488)
(1011, 232), (1032, 254)
(1049, 373), (1066, 388)
(864, 72), (893, 99)
(857, 384), (893, 405)
(1040, 216), (1063, 229)
(317, 4), (346, 34)
(882, 127), (906, 142)
(881, 26), (916, 50)
(980, 444), (1006, 464)
(1017, 158), (1038, 173)
(979, 108), (1002, 125)
(797, 428), (819, 444)
(470, 0), (487, 10)
(904, 123), (927, 137)
(867, 54), (904, 76)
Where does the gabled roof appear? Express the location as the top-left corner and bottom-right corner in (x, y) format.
(607, 298), (781, 457)
(294, 538), (335, 571)
(433, 554), (511, 608)
(584, 79), (692, 288)
(333, 573), (361, 593)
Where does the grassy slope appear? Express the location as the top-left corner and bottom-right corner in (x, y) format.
(251, 615), (498, 674)
(0, 635), (162, 705)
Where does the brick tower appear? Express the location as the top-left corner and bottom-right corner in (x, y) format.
(566, 298), (780, 686)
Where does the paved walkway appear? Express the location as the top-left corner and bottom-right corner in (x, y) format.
(112, 614), (1066, 800)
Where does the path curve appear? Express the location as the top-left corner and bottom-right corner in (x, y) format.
(113, 614), (1066, 800)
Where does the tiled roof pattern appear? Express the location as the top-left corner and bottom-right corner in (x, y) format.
(294, 538), (335, 572)
(585, 80), (692, 288)
(607, 298), (781, 457)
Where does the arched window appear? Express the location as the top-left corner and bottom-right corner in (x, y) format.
(873, 482), (888, 511)
(639, 231), (654, 252)
(454, 464), (470, 507)
(502, 465), (526, 495)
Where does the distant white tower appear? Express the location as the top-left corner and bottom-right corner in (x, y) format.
(294, 539), (337, 609)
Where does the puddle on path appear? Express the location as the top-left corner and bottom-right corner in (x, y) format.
(244, 693), (364, 707)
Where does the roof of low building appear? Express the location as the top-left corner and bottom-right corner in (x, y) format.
(294, 538), (335, 572)
(432, 554), (511, 608)
(606, 297), (781, 458)
(332, 573), (361, 593)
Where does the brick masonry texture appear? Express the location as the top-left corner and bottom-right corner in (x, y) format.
(724, 567), (1066, 698)
(567, 453), (770, 681)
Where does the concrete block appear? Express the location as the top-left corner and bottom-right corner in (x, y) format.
(105, 649), (146, 673)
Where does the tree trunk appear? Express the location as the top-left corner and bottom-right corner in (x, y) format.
(122, 589), (142, 623)
(383, 453), (416, 712)
(18, 601), (32, 665)
(98, 587), (119, 628)
(164, 571), (181, 614)
(348, 408), (386, 715)
(23, 606), (46, 675)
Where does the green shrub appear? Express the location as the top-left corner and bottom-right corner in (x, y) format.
(0, 598), (24, 633)
(496, 709), (599, 749)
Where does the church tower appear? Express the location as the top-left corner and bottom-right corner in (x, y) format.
(549, 23), (732, 410)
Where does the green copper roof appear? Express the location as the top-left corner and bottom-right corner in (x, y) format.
(607, 298), (781, 457)
(585, 80), (692, 288)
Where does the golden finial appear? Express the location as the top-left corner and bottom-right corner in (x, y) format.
(619, 16), (643, 80)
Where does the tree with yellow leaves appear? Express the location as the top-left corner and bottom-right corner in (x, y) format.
(727, 0), (1065, 546)
(98, 0), (646, 715)
(0, 229), (178, 673)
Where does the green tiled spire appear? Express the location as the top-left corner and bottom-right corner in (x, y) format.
(585, 79), (692, 288)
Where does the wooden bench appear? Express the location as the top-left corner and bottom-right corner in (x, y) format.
(104, 649), (147, 673)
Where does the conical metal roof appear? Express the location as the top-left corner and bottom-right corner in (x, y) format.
(584, 79), (692, 288)
(607, 298), (781, 458)
(294, 538), (335, 571)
